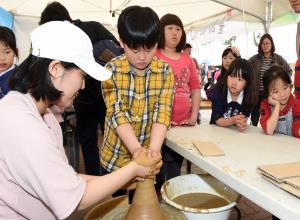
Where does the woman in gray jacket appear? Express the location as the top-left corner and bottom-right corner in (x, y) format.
(248, 33), (292, 126)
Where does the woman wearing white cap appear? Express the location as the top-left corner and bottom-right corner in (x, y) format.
(0, 21), (162, 219)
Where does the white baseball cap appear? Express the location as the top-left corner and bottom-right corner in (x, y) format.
(30, 21), (112, 81)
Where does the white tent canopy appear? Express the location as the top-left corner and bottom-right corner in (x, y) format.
(0, 0), (297, 61)
(0, 0), (296, 32)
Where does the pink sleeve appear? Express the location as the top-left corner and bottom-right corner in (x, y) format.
(10, 113), (85, 219)
(259, 99), (272, 134)
(49, 105), (65, 123)
(188, 56), (200, 90)
(214, 71), (221, 81)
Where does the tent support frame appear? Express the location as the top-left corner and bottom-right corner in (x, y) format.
(210, 0), (269, 33)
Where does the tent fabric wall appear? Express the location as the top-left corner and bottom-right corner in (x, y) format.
(0, 0), (296, 32)
(0, 0), (298, 62)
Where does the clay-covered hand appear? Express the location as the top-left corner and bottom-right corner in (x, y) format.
(133, 149), (162, 178)
(133, 149), (161, 167)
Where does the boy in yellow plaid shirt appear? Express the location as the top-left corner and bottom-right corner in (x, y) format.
(100, 6), (175, 177)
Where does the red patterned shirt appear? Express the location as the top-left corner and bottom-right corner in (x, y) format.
(260, 95), (300, 138)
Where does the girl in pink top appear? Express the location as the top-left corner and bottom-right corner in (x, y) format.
(156, 13), (200, 189)
(156, 14), (200, 125)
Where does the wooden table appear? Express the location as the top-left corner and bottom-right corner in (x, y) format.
(165, 124), (300, 220)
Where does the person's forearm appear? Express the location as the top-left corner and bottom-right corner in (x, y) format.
(116, 123), (142, 154)
(191, 89), (201, 119)
(216, 117), (235, 127)
(266, 105), (280, 135)
(78, 173), (94, 181)
(149, 123), (167, 152)
(77, 162), (137, 210)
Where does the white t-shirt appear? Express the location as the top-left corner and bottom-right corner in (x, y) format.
(0, 91), (86, 219)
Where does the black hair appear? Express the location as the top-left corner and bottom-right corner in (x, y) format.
(184, 43), (192, 49)
(39, 1), (72, 25)
(117, 6), (160, 50)
(258, 33), (275, 55)
(218, 46), (240, 82)
(9, 55), (78, 102)
(214, 58), (258, 111)
(158, 13), (186, 52)
(262, 65), (292, 99)
(0, 26), (18, 58)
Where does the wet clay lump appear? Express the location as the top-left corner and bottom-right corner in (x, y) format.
(123, 179), (164, 220)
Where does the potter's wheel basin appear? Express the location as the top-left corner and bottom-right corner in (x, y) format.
(84, 195), (187, 220)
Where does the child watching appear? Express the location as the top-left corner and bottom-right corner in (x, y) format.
(218, 46), (241, 82)
(260, 65), (300, 137)
(205, 46), (240, 100)
(155, 13), (200, 187)
(100, 6), (175, 175)
(0, 26), (18, 99)
(210, 58), (258, 132)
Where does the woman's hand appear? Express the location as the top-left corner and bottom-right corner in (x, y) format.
(132, 149), (162, 180)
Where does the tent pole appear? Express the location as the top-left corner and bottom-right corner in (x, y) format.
(210, 0), (269, 34)
(209, 0), (265, 24)
(265, 0), (272, 33)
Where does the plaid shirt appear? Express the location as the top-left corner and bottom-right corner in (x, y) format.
(101, 55), (175, 172)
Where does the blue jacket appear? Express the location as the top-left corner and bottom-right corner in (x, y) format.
(210, 88), (250, 124)
(0, 67), (15, 99)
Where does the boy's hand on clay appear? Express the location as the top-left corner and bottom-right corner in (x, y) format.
(134, 150), (161, 167)
(133, 150), (162, 179)
(132, 147), (145, 158)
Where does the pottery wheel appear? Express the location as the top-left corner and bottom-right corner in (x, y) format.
(85, 196), (187, 220)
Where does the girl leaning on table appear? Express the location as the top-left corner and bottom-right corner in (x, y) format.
(0, 21), (162, 220)
(210, 58), (258, 132)
(260, 65), (300, 138)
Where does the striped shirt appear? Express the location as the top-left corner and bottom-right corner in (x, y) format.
(101, 55), (175, 172)
(258, 57), (272, 92)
